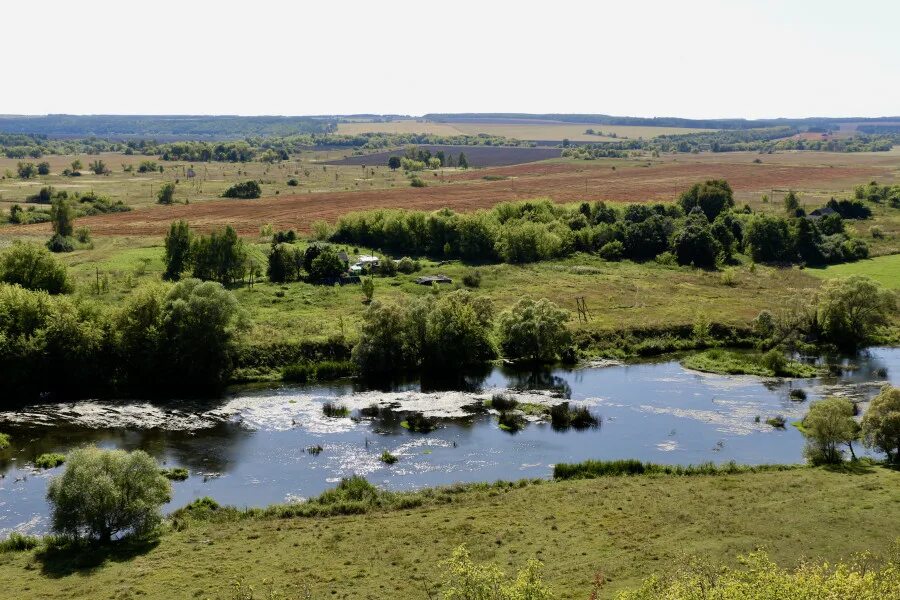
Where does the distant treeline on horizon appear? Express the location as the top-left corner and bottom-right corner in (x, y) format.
(2, 113), (900, 139)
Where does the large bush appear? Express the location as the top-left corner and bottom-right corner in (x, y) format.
(615, 548), (900, 599)
(47, 447), (170, 543)
(498, 298), (571, 363)
(191, 226), (247, 285)
(0, 242), (71, 294)
(221, 180), (261, 199)
(441, 545), (553, 600)
(163, 220), (192, 281)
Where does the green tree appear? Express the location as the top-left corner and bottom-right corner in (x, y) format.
(351, 300), (418, 374)
(457, 152), (469, 169)
(678, 180), (734, 221)
(191, 226), (247, 285)
(163, 220), (193, 281)
(388, 156), (401, 170)
(784, 190), (800, 214)
(861, 385), (900, 464)
(424, 290), (496, 369)
(672, 212), (719, 268)
(46, 447), (170, 543)
(89, 160), (108, 175)
(801, 397), (860, 464)
(744, 213), (792, 263)
(37, 161), (50, 175)
(498, 297), (571, 362)
(308, 246), (345, 281)
(162, 279), (244, 392)
(71, 159), (83, 172)
(16, 162), (36, 179)
(157, 182), (176, 204)
(0, 242), (72, 294)
(817, 276), (895, 349)
(50, 197), (75, 237)
(361, 276), (375, 303)
(267, 243), (297, 283)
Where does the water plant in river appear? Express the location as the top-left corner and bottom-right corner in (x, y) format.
(0, 433), (10, 450)
(322, 401), (350, 418)
(549, 402), (600, 431)
(401, 412), (437, 433)
(34, 453), (66, 469)
(498, 411), (526, 433)
(380, 451), (398, 465)
(160, 467), (189, 481)
(552, 459), (797, 480)
(682, 348), (821, 378)
(789, 388), (807, 400)
(765, 415), (787, 429)
(306, 445), (323, 456)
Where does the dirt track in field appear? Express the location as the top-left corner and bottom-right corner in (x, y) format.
(17, 160), (883, 237)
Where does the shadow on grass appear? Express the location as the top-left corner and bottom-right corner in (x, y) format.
(821, 460), (878, 475)
(36, 537), (159, 578)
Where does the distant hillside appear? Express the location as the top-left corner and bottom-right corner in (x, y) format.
(0, 115), (336, 139)
(422, 113), (900, 131)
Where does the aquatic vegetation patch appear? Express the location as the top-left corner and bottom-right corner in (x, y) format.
(0, 433), (10, 450)
(682, 349), (822, 378)
(160, 467), (189, 481)
(553, 458), (798, 480)
(34, 453), (66, 469)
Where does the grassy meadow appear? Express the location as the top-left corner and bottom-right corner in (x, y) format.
(0, 150), (426, 211)
(0, 467), (897, 599)
(807, 253), (900, 289)
(28, 234), (822, 347)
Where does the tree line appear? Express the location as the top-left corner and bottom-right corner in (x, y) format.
(331, 180), (875, 269)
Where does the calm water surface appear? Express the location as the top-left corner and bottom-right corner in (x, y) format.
(0, 347), (896, 536)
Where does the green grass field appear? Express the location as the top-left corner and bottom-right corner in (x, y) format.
(807, 253), (900, 289)
(1, 467), (897, 599)
(40, 237), (822, 347)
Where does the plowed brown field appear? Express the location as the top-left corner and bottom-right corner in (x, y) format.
(18, 160), (882, 237)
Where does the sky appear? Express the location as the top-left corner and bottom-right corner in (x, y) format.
(3, 0), (899, 119)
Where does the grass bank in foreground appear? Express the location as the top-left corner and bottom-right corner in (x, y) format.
(0, 466), (898, 599)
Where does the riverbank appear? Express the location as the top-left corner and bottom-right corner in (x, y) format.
(1, 466), (897, 598)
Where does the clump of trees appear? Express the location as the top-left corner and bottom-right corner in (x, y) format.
(222, 180), (261, 199)
(498, 298), (572, 362)
(331, 181), (875, 269)
(352, 290), (496, 375)
(47, 447), (170, 543)
(0, 276), (245, 400)
(163, 222), (251, 285)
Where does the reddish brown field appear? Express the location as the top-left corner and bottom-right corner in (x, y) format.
(16, 157), (885, 237)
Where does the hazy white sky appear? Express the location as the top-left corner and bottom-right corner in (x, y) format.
(3, 0), (898, 119)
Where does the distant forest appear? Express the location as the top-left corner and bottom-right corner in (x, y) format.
(0, 115), (336, 139)
(423, 113), (900, 131)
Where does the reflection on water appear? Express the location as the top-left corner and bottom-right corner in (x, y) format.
(0, 347), (896, 536)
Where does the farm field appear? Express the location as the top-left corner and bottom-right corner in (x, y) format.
(324, 145), (562, 167)
(9, 151), (893, 238)
(1, 467), (897, 599)
(336, 119), (717, 141)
